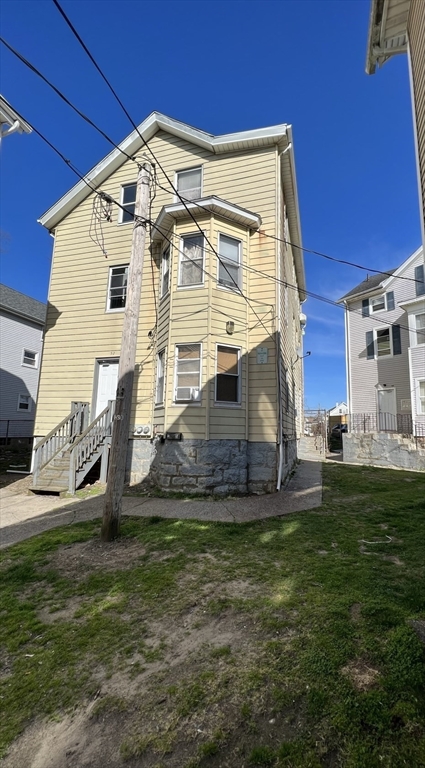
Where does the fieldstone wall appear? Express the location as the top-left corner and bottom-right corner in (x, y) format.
(343, 433), (425, 471)
(125, 437), (292, 494)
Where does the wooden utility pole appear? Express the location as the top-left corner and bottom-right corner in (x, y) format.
(101, 161), (151, 541)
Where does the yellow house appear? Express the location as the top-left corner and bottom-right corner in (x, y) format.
(33, 113), (306, 495)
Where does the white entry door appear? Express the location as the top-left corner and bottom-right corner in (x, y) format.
(377, 387), (397, 431)
(95, 359), (119, 417)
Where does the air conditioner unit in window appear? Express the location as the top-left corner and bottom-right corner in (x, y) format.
(175, 387), (192, 401)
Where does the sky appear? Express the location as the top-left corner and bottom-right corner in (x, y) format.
(0, 0), (421, 410)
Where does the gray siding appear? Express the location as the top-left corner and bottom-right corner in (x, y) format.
(0, 310), (43, 431)
(346, 251), (424, 415)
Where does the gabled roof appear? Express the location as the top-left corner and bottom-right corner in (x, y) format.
(365, 0), (410, 74)
(0, 284), (46, 325)
(38, 112), (305, 294)
(152, 196), (261, 242)
(338, 270), (396, 302)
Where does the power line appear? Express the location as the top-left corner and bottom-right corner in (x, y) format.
(51, 0), (275, 343)
(4, 31), (421, 290)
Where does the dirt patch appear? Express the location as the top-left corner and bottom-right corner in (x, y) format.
(0, 473), (32, 494)
(341, 659), (380, 691)
(38, 596), (85, 624)
(42, 538), (146, 580)
(382, 555), (404, 566)
(350, 603), (362, 622)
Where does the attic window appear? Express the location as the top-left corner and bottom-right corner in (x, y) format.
(176, 167), (202, 201)
(119, 183), (136, 223)
(371, 295), (385, 312)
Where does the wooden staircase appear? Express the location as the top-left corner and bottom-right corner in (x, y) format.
(31, 400), (115, 494)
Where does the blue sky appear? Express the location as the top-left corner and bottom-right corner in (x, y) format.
(0, 0), (421, 409)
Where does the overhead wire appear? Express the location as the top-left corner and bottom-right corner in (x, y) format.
(3, 32), (421, 289)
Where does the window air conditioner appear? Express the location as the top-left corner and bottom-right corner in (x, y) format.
(175, 387), (192, 401)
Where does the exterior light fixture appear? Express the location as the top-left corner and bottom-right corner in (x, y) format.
(226, 321), (234, 335)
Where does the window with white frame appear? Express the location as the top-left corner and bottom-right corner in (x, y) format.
(216, 345), (240, 403)
(419, 381), (425, 414)
(161, 247), (170, 297)
(174, 344), (201, 402)
(376, 327), (391, 356)
(176, 167), (202, 201)
(218, 234), (241, 290)
(156, 350), (165, 405)
(107, 265), (128, 310)
(119, 183), (136, 223)
(415, 313), (425, 345)
(179, 234), (204, 287)
(17, 394), (31, 412)
(370, 295), (385, 312)
(22, 349), (37, 368)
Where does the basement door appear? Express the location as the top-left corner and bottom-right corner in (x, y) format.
(377, 387), (397, 432)
(95, 359), (119, 418)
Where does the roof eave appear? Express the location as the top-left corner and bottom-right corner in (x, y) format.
(280, 127), (306, 300)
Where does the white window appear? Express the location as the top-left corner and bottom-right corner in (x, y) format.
(107, 265), (128, 311)
(17, 394), (31, 412)
(419, 381), (425, 414)
(216, 345), (240, 404)
(119, 183), (136, 223)
(176, 167), (202, 201)
(415, 313), (425, 345)
(161, 247), (170, 297)
(371, 295), (385, 313)
(22, 349), (37, 368)
(376, 327), (391, 357)
(218, 234), (241, 290)
(174, 344), (201, 402)
(178, 234), (204, 287)
(156, 350), (165, 405)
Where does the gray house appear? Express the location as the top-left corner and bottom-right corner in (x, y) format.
(339, 246), (425, 434)
(0, 284), (46, 442)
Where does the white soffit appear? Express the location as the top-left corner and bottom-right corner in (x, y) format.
(366, 0), (410, 74)
(151, 196), (262, 242)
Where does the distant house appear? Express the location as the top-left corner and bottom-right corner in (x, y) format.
(366, 0), (425, 246)
(0, 284), (46, 442)
(339, 247), (425, 434)
(327, 402), (349, 430)
(33, 112), (307, 494)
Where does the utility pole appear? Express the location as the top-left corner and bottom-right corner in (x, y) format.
(101, 161), (151, 541)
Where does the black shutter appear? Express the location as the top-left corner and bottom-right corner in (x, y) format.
(366, 331), (374, 359)
(392, 325), (402, 355)
(386, 291), (395, 311)
(362, 299), (370, 317)
(415, 264), (425, 296)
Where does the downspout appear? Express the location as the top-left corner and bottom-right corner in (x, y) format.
(276, 143), (292, 489)
(344, 301), (351, 428)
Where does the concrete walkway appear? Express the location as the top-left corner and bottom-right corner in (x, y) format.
(0, 460), (322, 550)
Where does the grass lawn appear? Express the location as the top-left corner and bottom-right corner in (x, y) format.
(1, 463), (425, 767)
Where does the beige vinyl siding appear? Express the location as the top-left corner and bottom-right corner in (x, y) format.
(35, 128), (285, 444)
(408, 0), (425, 238)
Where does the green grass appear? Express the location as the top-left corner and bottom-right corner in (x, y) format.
(1, 463), (425, 767)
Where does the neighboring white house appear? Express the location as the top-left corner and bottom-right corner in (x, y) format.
(0, 284), (46, 441)
(338, 246), (425, 434)
(328, 402), (349, 418)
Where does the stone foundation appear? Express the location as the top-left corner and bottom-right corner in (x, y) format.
(125, 438), (296, 494)
(343, 432), (425, 471)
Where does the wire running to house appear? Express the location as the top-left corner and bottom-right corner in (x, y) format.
(4, 31), (420, 289)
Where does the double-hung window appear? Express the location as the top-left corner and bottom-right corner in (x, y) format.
(179, 234), (204, 287)
(415, 264), (425, 296)
(22, 349), (37, 368)
(176, 167), (202, 201)
(17, 394), (31, 412)
(419, 381), (425, 414)
(120, 183), (136, 223)
(218, 234), (241, 290)
(174, 344), (201, 402)
(366, 325), (402, 359)
(161, 247), (170, 297)
(107, 265), (128, 310)
(370, 295), (385, 313)
(376, 327), (391, 356)
(216, 345), (240, 404)
(415, 313), (425, 345)
(156, 350), (165, 405)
